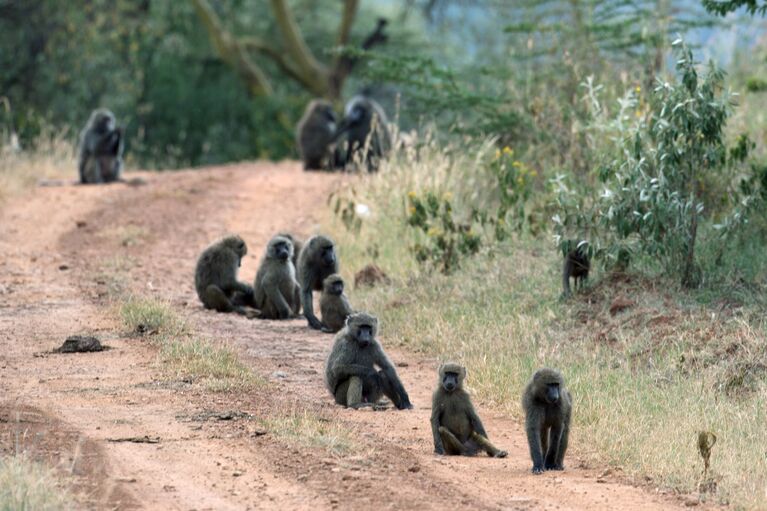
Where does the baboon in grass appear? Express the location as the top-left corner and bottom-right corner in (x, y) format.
(297, 235), (338, 329)
(562, 240), (590, 297)
(297, 100), (340, 171)
(194, 235), (254, 315)
(253, 235), (301, 319)
(522, 368), (572, 474)
(334, 95), (391, 172)
(431, 362), (507, 457)
(319, 273), (353, 333)
(325, 312), (412, 410)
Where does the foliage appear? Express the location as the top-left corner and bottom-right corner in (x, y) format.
(553, 40), (755, 287)
(406, 190), (481, 274)
(703, 0), (767, 16)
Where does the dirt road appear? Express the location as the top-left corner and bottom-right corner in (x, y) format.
(0, 162), (690, 510)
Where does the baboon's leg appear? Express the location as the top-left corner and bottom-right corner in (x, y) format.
(334, 379), (350, 406)
(204, 285), (250, 315)
(346, 376), (370, 409)
(554, 420), (569, 469)
(545, 423), (564, 469)
(375, 369), (409, 409)
(470, 432), (508, 458)
(438, 427), (467, 455)
(540, 426), (550, 464)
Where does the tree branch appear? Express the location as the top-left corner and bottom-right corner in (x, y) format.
(240, 38), (308, 88)
(269, 0), (328, 95)
(329, 17), (389, 99)
(190, 0), (273, 96)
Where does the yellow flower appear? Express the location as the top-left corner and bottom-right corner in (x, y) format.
(502, 146), (513, 155)
(635, 110), (642, 118)
(442, 192), (452, 201)
(407, 191), (416, 199)
(427, 227), (441, 237)
(635, 86), (641, 93)
(408, 206), (416, 215)
(530, 170), (538, 177)
(512, 161), (522, 168)
(517, 176), (524, 184)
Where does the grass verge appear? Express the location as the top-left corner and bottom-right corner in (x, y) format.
(0, 454), (73, 510)
(260, 409), (356, 455)
(119, 296), (262, 392)
(324, 139), (767, 508)
(0, 133), (73, 204)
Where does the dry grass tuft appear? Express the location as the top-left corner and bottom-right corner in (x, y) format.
(0, 132), (74, 204)
(0, 454), (73, 510)
(261, 409), (356, 454)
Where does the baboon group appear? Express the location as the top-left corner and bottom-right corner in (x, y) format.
(76, 93), (390, 184)
(194, 232), (572, 474)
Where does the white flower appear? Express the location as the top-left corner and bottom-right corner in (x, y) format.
(355, 203), (371, 218)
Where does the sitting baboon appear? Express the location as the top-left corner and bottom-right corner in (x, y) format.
(194, 235), (254, 315)
(78, 108), (124, 184)
(277, 232), (303, 268)
(319, 273), (353, 333)
(562, 240), (590, 297)
(297, 235), (338, 330)
(522, 368), (572, 474)
(431, 362), (507, 458)
(253, 235), (301, 319)
(297, 100), (341, 171)
(334, 95), (391, 172)
(325, 312), (412, 410)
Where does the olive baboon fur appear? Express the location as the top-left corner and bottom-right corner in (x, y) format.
(253, 235), (301, 319)
(296, 235), (338, 329)
(78, 108), (124, 184)
(319, 273), (353, 333)
(297, 100), (339, 171)
(431, 362), (507, 457)
(335, 95), (391, 172)
(522, 368), (572, 474)
(194, 235), (254, 315)
(325, 312), (412, 410)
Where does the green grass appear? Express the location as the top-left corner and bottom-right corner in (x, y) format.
(0, 455), (73, 511)
(119, 296), (262, 392)
(323, 137), (767, 509)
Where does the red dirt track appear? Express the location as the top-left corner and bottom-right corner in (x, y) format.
(0, 162), (693, 510)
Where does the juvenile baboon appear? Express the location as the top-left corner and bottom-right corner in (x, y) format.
(325, 312), (412, 410)
(277, 232), (303, 268)
(297, 235), (338, 329)
(297, 100), (340, 171)
(431, 363), (507, 457)
(319, 273), (353, 333)
(253, 235), (301, 319)
(194, 235), (254, 315)
(334, 95), (391, 172)
(78, 108), (124, 184)
(562, 240), (590, 297)
(522, 368), (572, 474)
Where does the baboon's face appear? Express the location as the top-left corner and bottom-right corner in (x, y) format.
(319, 105), (337, 128)
(346, 103), (367, 127)
(223, 236), (247, 261)
(346, 313), (377, 348)
(269, 238), (292, 261)
(439, 364), (465, 393)
(319, 244), (336, 267)
(94, 111), (115, 132)
(324, 276), (344, 295)
(534, 375), (562, 404)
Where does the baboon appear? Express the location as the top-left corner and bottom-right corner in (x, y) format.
(253, 235), (301, 319)
(522, 368), (572, 474)
(194, 235), (254, 315)
(562, 240), (590, 297)
(297, 100), (340, 171)
(325, 312), (412, 410)
(319, 274), (353, 333)
(334, 95), (391, 172)
(296, 235), (339, 329)
(78, 108), (124, 184)
(431, 363), (507, 458)
(277, 232), (303, 268)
